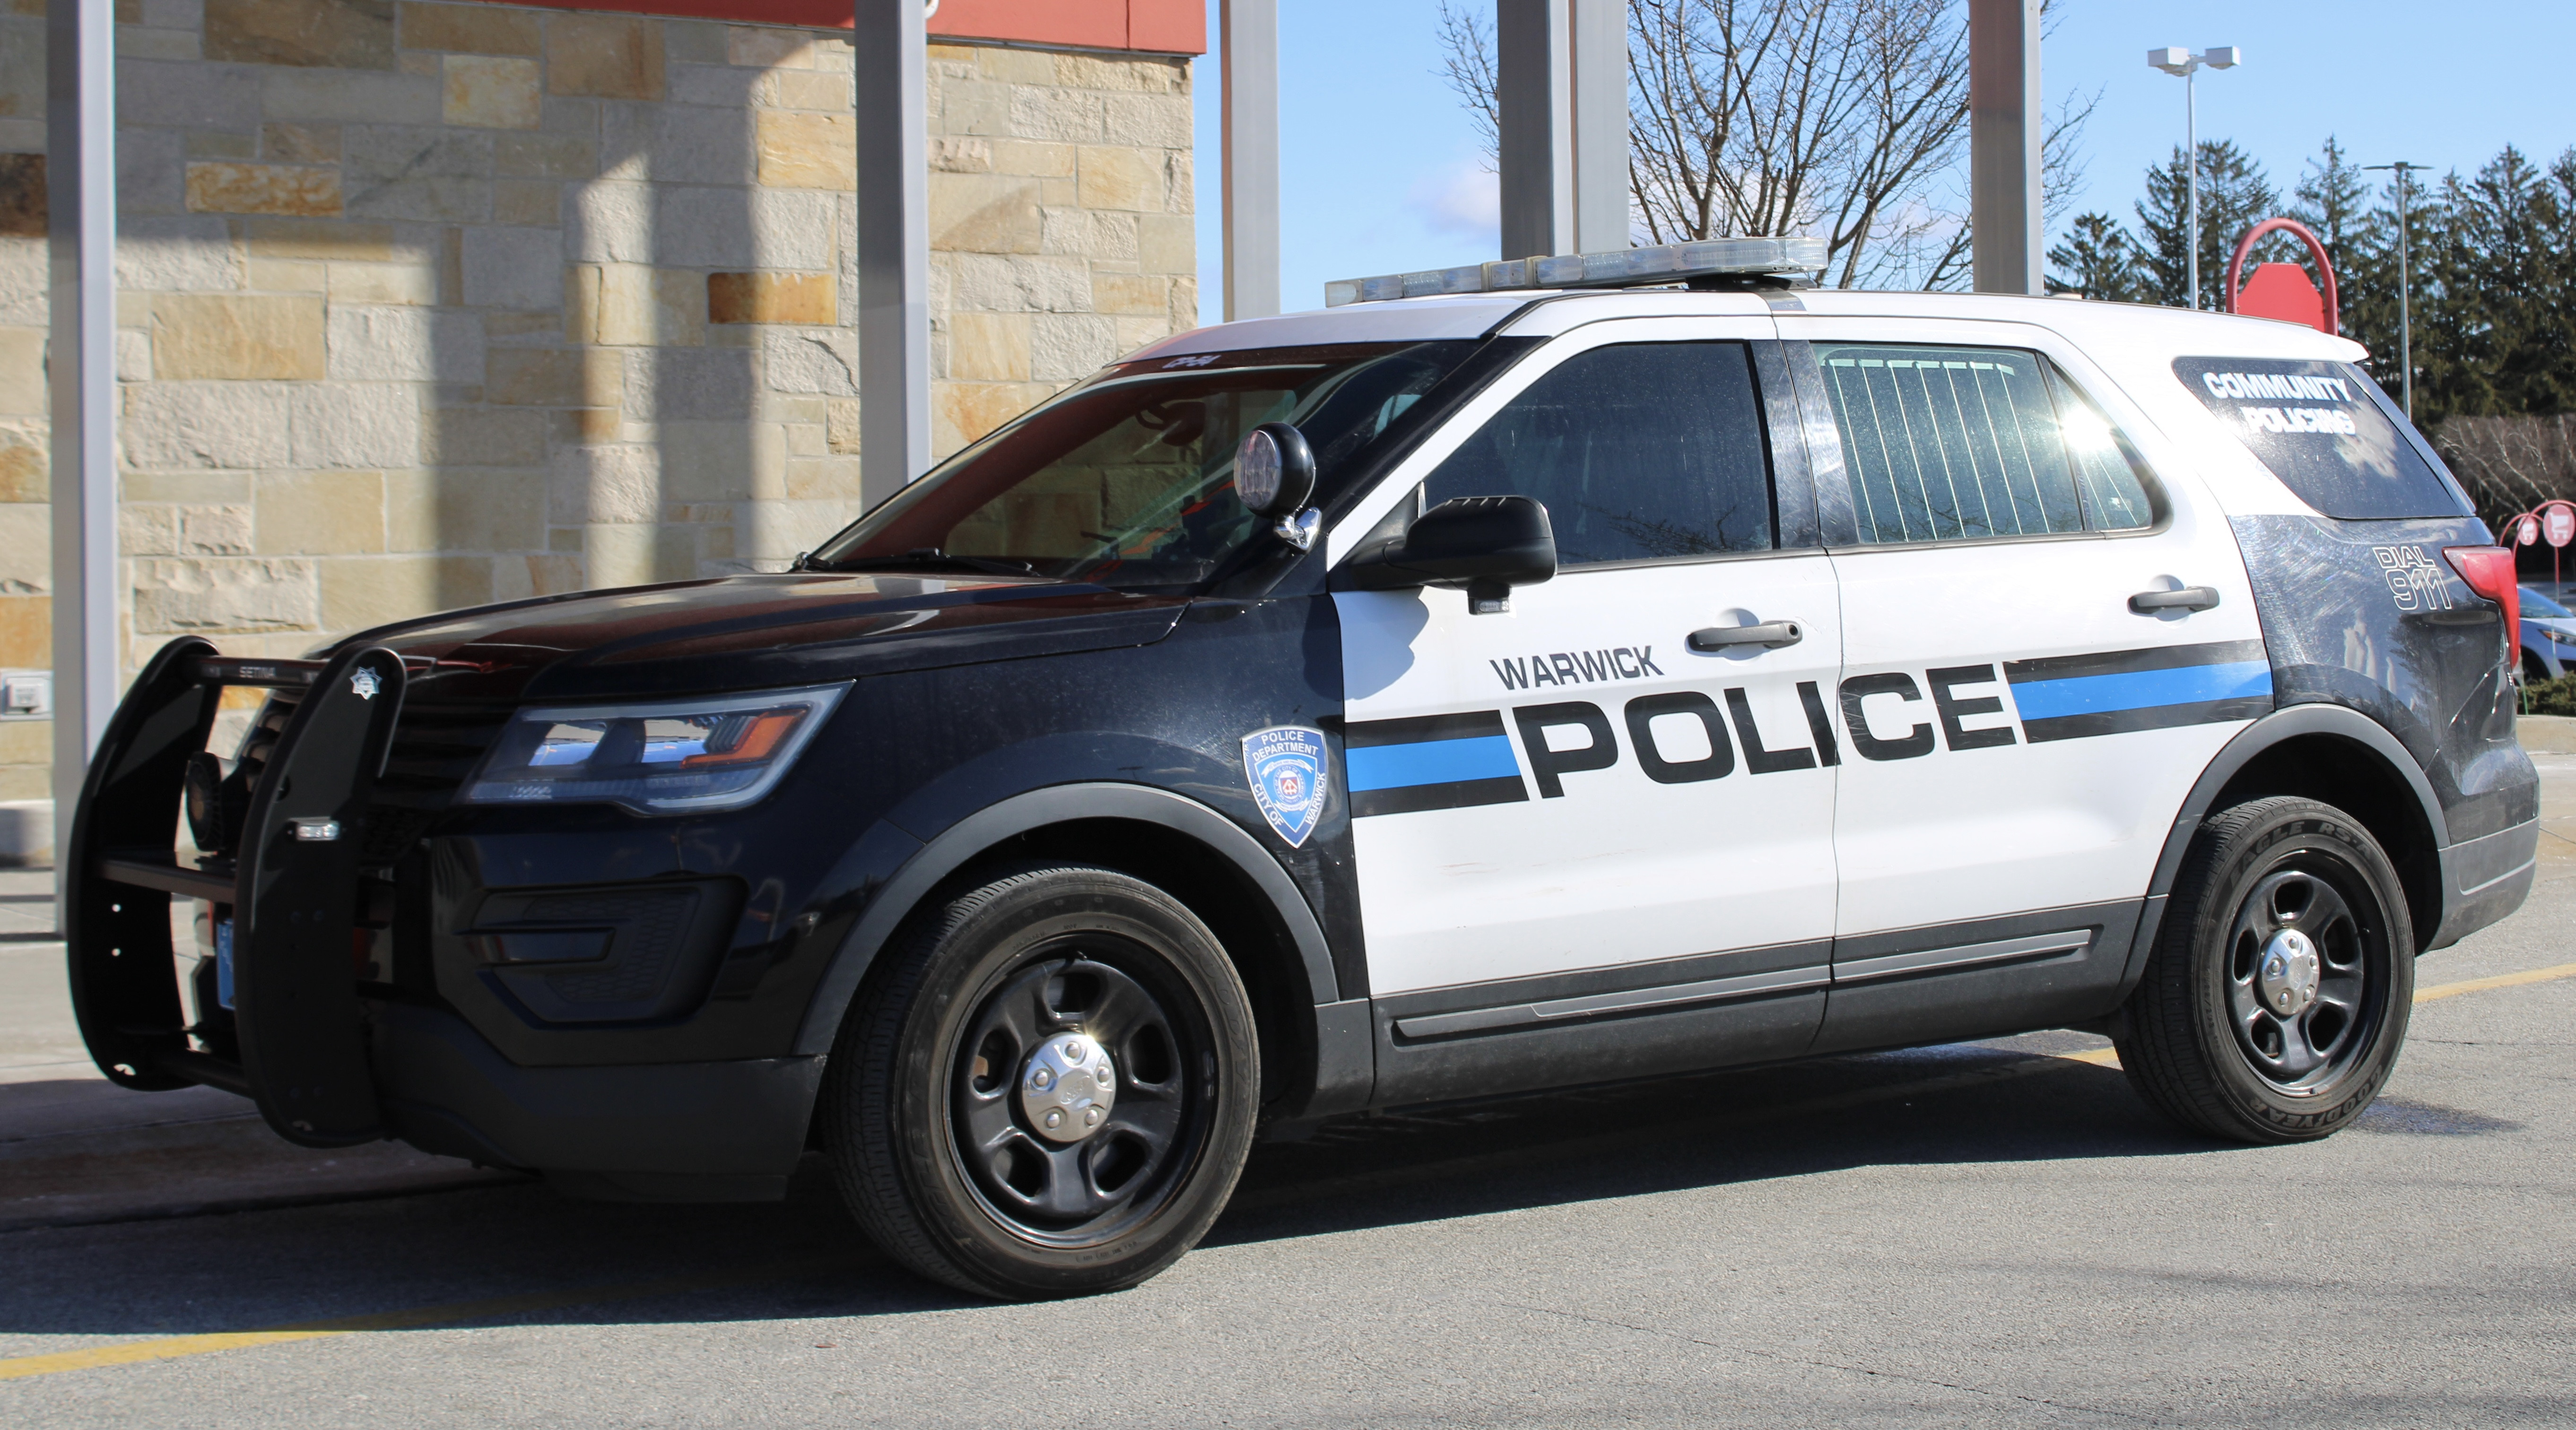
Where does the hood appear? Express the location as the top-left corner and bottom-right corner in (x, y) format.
(343, 573), (1191, 704)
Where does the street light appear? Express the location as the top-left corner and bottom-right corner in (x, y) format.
(2364, 160), (2426, 420)
(2147, 45), (2240, 311)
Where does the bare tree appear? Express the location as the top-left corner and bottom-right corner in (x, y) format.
(1436, 0), (2093, 291)
(2437, 415), (2576, 532)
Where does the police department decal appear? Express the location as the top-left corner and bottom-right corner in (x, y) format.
(1241, 726), (1328, 848)
(349, 667), (381, 701)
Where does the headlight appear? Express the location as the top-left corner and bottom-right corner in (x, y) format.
(460, 684), (848, 815)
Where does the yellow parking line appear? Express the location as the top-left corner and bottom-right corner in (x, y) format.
(2414, 962), (2576, 1003)
(0, 1254), (862, 1383)
(12, 961), (2576, 1385)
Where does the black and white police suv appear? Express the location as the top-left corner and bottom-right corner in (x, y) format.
(69, 238), (2535, 1300)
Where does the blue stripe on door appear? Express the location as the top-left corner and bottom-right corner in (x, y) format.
(2008, 660), (2275, 722)
(1345, 735), (1522, 792)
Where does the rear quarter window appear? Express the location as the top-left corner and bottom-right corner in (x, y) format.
(2173, 356), (2471, 520)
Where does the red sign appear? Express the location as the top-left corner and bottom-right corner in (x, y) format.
(2518, 516), (2541, 546)
(2233, 263), (2329, 333)
(2548, 504), (2574, 548)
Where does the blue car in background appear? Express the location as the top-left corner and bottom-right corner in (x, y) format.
(2522, 586), (2576, 681)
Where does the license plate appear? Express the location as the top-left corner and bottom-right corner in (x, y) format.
(215, 919), (235, 1010)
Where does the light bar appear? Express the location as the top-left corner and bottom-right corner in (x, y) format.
(1324, 236), (1827, 307)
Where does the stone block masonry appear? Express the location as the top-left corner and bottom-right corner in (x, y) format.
(0, 0), (1197, 802)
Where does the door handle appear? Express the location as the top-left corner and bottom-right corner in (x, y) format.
(2129, 586), (2221, 614)
(1689, 621), (1803, 651)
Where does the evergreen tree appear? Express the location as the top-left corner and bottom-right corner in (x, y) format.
(2283, 138), (2375, 322)
(2045, 212), (2146, 300)
(2413, 148), (2574, 420)
(2275, 138), (2404, 377)
(2133, 140), (2278, 309)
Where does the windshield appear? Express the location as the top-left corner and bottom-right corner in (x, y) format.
(809, 342), (1481, 589)
(2523, 587), (2573, 619)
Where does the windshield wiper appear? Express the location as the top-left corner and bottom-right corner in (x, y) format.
(831, 548), (1041, 578)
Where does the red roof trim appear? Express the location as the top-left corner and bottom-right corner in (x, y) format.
(453, 0), (1206, 54)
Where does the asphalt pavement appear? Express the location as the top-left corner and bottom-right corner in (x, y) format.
(2, 735), (2573, 1426)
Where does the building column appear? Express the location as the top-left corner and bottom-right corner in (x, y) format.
(1220, 0), (1279, 321)
(1499, 0), (1626, 260)
(1969, 0), (2044, 295)
(46, 0), (116, 874)
(854, 0), (930, 503)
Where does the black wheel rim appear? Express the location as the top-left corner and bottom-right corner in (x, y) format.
(946, 938), (1213, 1248)
(2221, 854), (2389, 1094)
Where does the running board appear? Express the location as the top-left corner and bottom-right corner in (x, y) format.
(1394, 965), (1829, 1040)
(1391, 927), (2094, 1041)
(1828, 928), (2093, 985)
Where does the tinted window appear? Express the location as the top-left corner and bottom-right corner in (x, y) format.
(2173, 356), (2470, 520)
(809, 343), (1477, 589)
(2524, 587), (2573, 619)
(1421, 342), (1774, 566)
(2047, 366), (2158, 531)
(1818, 345), (2087, 543)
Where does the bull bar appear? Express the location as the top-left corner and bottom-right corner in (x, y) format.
(67, 636), (410, 1147)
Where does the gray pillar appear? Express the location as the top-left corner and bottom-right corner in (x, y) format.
(47, 0), (115, 872)
(1219, 0), (1279, 321)
(1496, 0), (1569, 261)
(854, 0), (930, 502)
(1499, 0), (1625, 261)
(1567, 0), (1627, 253)
(1968, 0), (2043, 295)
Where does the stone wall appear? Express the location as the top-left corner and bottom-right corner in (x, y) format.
(0, 0), (1198, 802)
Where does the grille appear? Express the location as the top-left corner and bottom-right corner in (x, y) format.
(235, 690), (509, 866)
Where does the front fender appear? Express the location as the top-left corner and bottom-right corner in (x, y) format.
(791, 779), (1348, 1065)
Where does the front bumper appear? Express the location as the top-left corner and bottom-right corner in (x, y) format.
(67, 637), (823, 1189)
(374, 1002), (818, 1200)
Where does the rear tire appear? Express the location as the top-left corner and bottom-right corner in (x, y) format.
(2115, 796), (2412, 1143)
(821, 864), (1259, 1300)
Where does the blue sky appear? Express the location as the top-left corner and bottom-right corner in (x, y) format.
(1188, 0), (2576, 324)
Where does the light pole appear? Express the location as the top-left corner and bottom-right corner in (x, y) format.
(2365, 160), (2425, 419)
(2147, 45), (2239, 310)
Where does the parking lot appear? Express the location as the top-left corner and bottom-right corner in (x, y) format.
(3, 749), (2572, 1427)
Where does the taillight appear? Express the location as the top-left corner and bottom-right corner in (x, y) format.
(2444, 545), (2521, 668)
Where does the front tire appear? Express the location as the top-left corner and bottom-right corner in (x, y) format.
(2115, 796), (2413, 1143)
(822, 864), (1259, 1300)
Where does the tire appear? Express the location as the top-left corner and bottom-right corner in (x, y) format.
(2115, 796), (2414, 1144)
(821, 864), (1260, 1300)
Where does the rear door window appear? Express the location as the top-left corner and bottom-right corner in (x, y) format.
(2173, 357), (2471, 520)
(1814, 344), (2153, 543)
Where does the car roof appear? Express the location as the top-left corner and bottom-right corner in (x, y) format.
(1124, 286), (2370, 366)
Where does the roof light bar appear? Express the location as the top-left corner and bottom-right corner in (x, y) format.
(1324, 236), (1827, 307)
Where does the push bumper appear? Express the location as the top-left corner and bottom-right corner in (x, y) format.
(68, 637), (408, 1147)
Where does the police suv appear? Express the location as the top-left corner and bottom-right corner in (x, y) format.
(69, 238), (2536, 1301)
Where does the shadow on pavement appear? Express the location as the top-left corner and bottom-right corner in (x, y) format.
(0, 1041), (2230, 1341)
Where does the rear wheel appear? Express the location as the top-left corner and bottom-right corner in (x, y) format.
(2115, 796), (2412, 1143)
(822, 864), (1259, 1300)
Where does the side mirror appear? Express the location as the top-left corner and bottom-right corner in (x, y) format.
(1336, 495), (1558, 614)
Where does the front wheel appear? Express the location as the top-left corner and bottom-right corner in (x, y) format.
(2115, 796), (2413, 1143)
(822, 864), (1259, 1300)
